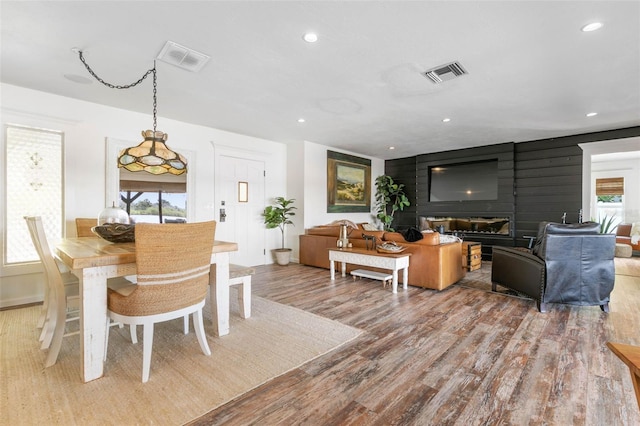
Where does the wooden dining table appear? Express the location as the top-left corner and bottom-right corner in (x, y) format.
(55, 237), (238, 383)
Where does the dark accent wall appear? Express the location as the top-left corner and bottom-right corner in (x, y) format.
(384, 156), (417, 229)
(385, 126), (640, 255)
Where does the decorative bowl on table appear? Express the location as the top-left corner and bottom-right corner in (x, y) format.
(91, 223), (135, 243)
(376, 242), (406, 254)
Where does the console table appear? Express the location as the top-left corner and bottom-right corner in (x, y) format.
(328, 248), (411, 293)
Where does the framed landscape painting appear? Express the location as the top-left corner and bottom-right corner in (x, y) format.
(327, 150), (371, 213)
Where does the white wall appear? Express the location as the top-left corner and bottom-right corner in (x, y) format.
(301, 141), (385, 229)
(580, 137), (640, 224)
(1, 84), (389, 307)
(0, 83), (287, 307)
(592, 156), (640, 224)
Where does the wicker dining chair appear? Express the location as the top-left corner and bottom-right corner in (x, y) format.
(75, 218), (97, 237)
(105, 221), (216, 383)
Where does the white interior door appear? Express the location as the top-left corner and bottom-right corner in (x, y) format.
(215, 156), (265, 266)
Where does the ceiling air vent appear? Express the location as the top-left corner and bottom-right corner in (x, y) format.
(156, 41), (210, 72)
(423, 61), (467, 84)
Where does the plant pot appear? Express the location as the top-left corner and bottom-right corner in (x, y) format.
(274, 248), (292, 266)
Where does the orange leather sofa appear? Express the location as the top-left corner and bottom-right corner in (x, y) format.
(299, 224), (466, 291)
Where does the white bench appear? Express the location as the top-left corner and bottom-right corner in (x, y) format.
(351, 269), (394, 288)
(185, 264), (253, 335)
(329, 248), (410, 294)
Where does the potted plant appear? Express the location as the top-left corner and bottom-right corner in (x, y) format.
(262, 197), (296, 265)
(375, 175), (410, 231)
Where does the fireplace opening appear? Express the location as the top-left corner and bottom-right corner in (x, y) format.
(419, 216), (511, 236)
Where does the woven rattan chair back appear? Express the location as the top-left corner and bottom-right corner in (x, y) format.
(105, 221), (216, 382)
(108, 221), (216, 317)
(75, 218), (97, 237)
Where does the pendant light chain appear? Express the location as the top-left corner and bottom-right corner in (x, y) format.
(78, 51), (158, 133)
(152, 62), (157, 133)
(78, 51), (155, 90)
(77, 50), (186, 175)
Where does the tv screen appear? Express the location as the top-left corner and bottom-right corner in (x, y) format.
(429, 160), (498, 201)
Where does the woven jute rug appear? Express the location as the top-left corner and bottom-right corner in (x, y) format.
(615, 256), (640, 277)
(0, 292), (362, 425)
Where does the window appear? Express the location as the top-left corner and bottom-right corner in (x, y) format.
(120, 191), (187, 223)
(595, 177), (624, 229)
(3, 125), (64, 265)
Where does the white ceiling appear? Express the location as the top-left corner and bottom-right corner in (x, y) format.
(2, 1), (639, 160)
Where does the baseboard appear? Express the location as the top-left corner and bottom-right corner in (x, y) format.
(0, 295), (43, 310)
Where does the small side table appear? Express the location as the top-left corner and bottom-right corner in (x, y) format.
(462, 241), (482, 271)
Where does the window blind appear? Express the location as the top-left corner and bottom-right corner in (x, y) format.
(595, 177), (624, 196)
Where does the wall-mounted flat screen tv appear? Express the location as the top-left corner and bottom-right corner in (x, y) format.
(429, 160), (498, 201)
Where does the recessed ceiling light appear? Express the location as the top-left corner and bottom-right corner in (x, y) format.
(442, 118), (451, 123)
(297, 118), (306, 123)
(389, 146), (395, 150)
(303, 33), (318, 43)
(581, 22), (603, 32)
(64, 74), (93, 84)
(586, 112), (598, 117)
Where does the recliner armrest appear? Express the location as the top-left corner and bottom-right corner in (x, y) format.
(491, 246), (546, 311)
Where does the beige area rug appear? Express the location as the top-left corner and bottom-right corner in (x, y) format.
(0, 293), (362, 425)
(615, 256), (640, 277)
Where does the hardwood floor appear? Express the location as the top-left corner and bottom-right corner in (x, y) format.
(190, 261), (640, 425)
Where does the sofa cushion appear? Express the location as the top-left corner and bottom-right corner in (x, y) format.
(359, 223), (379, 231)
(414, 231), (439, 246)
(616, 223), (632, 237)
(383, 232), (406, 243)
(306, 226), (341, 237)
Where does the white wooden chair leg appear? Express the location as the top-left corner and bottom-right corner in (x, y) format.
(209, 280), (217, 326)
(238, 276), (251, 318)
(44, 293), (67, 368)
(37, 286), (49, 329)
(130, 324), (138, 344)
(142, 323), (154, 383)
(40, 297), (58, 349)
(193, 309), (211, 356)
(183, 315), (189, 334)
(104, 316), (111, 362)
(38, 321), (49, 345)
(40, 317), (54, 349)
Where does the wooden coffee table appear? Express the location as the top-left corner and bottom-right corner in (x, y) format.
(328, 247), (411, 293)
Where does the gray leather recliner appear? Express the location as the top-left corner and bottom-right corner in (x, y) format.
(491, 222), (616, 312)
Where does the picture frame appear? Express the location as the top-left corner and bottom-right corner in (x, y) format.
(327, 150), (371, 213)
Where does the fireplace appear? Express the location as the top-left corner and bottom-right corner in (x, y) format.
(419, 216), (511, 237)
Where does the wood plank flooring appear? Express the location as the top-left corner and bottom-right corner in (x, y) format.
(189, 262), (640, 425)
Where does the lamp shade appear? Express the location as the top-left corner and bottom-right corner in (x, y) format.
(118, 130), (187, 175)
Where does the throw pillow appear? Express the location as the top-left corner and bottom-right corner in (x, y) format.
(361, 223), (379, 231)
(631, 222), (640, 244)
(327, 219), (358, 229)
(439, 234), (462, 244)
(401, 227), (423, 242)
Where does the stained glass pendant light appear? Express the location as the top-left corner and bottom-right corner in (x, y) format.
(77, 50), (187, 175)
